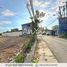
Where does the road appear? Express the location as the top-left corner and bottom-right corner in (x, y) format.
(42, 35), (67, 63)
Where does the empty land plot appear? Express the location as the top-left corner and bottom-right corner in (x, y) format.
(0, 36), (30, 63)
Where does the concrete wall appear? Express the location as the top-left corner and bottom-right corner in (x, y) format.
(2, 31), (22, 36)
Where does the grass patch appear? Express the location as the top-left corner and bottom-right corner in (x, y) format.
(60, 33), (67, 39)
(25, 36), (35, 52)
(26, 39), (33, 53)
(15, 54), (25, 63)
(32, 58), (39, 63)
(15, 36), (36, 63)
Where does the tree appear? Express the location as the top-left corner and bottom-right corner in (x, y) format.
(11, 28), (19, 32)
(52, 25), (59, 31)
(0, 33), (2, 36)
(36, 10), (40, 18)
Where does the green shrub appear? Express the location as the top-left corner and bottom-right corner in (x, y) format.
(0, 33), (2, 36)
(61, 33), (67, 38)
(26, 37), (35, 52)
(15, 54), (25, 63)
(26, 40), (32, 51)
(32, 58), (38, 63)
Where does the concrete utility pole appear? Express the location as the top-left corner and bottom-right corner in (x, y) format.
(66, 1), (67, 17)
(59, 6), (62, 18)
(29, 0), (37, 34)
(29, 0), (39, 40)
(26, 0), (41, 36)
(26, 0), (35, 36)
(26, 3), (32, 18)
(29, 0), (35, 18)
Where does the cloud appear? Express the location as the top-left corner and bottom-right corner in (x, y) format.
(1, 9), (16, 16)
(27, 0), (51, 8)
(33, 0), (50, 8)
(0, 20), (11, 26)
(49, 0), (67, 16)
(59, 0), (67, 6)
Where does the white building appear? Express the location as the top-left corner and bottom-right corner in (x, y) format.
(22, 23), (32, 35)
(2, 23), (32, 36)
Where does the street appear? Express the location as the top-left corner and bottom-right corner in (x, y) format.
(42, 35), (67, 63)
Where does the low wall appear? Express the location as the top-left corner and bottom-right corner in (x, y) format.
(2, 31), (22, 36)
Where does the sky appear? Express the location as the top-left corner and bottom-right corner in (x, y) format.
(0, 0), (66, 32)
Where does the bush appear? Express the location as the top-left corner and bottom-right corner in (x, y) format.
(26, 36), (35, 52)
(26, 39), (32, 52)
(15, 37), (36, 63)
(32, 59), (38, 63)
(0, 33), (2, 36)
(60, 33), (67, 38)
(15, 54), (25, 63)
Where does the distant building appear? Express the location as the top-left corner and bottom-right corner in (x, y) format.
(22, 23), (32, 35)
(2, 23), (32, 36)
(44, 29), (56, 36)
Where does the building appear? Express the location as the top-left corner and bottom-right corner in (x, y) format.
(22, 23), (32, 35)
(2, 23), (32, 37)
(45, 30), (55, 36)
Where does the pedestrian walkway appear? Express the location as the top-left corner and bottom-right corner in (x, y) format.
(33, 36), (57, 63)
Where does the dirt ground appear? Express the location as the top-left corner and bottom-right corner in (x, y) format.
(0, 36), (30, 63)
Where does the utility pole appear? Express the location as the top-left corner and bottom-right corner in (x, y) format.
(26, 0), (43, 40)
(66, 1), (67, 17)
(29, 0), (35, 33)
(26, 3), (32, 18)
(29, 0), (39, 40)
(29, 0), (35, 18)
(26, 2), (34, 33)
(59, 6), (62, 18)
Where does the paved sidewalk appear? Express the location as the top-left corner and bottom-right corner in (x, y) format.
(34, 36), (57, 63)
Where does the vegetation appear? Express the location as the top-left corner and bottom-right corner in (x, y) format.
(26, 37), (35, 53)
(64, 33), (67, 38)
(0, 33), (2, 36)
(60, 33), (67, 38)
(52, 25), (59, 31)
(32, 59), (38, 63)
(15, 54), (25, 63)
(11, 28), (19, 32)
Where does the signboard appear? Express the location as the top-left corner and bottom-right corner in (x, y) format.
(59, 17), (67, 35)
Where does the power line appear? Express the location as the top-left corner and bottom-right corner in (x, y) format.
(46, 17), (58, 27)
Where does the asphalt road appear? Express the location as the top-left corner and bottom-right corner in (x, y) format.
(42, 35), (67, 63)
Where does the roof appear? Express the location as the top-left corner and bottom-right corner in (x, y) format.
(22, 23), (32, 26)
